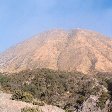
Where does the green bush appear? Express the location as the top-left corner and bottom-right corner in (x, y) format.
(91, 86), (100, 95)
(65, 109), (73, 112)
(0, 75), (9, 84)
(33, 100), (45, 106)
(0, 74), (11, 92)
(97, 91), (110, 109)
(21, 107), (42, 112)
(12, 90), (33, 103)
(76, 95), (86, 105)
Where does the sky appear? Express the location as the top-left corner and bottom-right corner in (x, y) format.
(0, 0), (112, 52)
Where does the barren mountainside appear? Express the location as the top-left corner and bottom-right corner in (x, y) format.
(0, 29), (112, 74)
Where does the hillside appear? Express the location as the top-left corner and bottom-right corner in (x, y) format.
(0, 69), (112, 112)
(0, 29), (112, 74)
(0, 91), (64, 112)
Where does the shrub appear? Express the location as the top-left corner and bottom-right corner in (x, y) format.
(97, 91), (110, 109)
(33, 100), (45, 106)
(12, 90), (33, 103)
(0, 74), (11, 92)
(91, 86), (100, 95)
(21, 107), (42, 112)
(22, 92), (34, 102)
(12, 90), (23, 100)
(76, 95), (86, 105)
(0, 75), (9, 84)
(65, 109), (73, 112)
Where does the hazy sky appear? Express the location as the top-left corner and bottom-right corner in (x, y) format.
(0, 0), (112, 52)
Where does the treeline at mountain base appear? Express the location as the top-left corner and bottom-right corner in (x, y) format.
(0, 69), (112, 112)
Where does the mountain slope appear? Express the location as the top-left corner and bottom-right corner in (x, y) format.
(0, 91), (64, 112)
(1, 69), (112, 112)
(0, 29), (112, 74)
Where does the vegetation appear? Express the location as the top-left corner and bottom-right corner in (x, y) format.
(0, 74), (11, 92)
(33, 100), (45, 106)
(1, 69), (112, 111)
(97, 91), (110, 109)
(11, 90), (33, 103)
(21, 107), (42, 112)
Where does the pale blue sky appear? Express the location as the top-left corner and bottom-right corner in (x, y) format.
(0, 0), (112, 52)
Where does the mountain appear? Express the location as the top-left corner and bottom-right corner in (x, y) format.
(0, 29), (112, 74)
